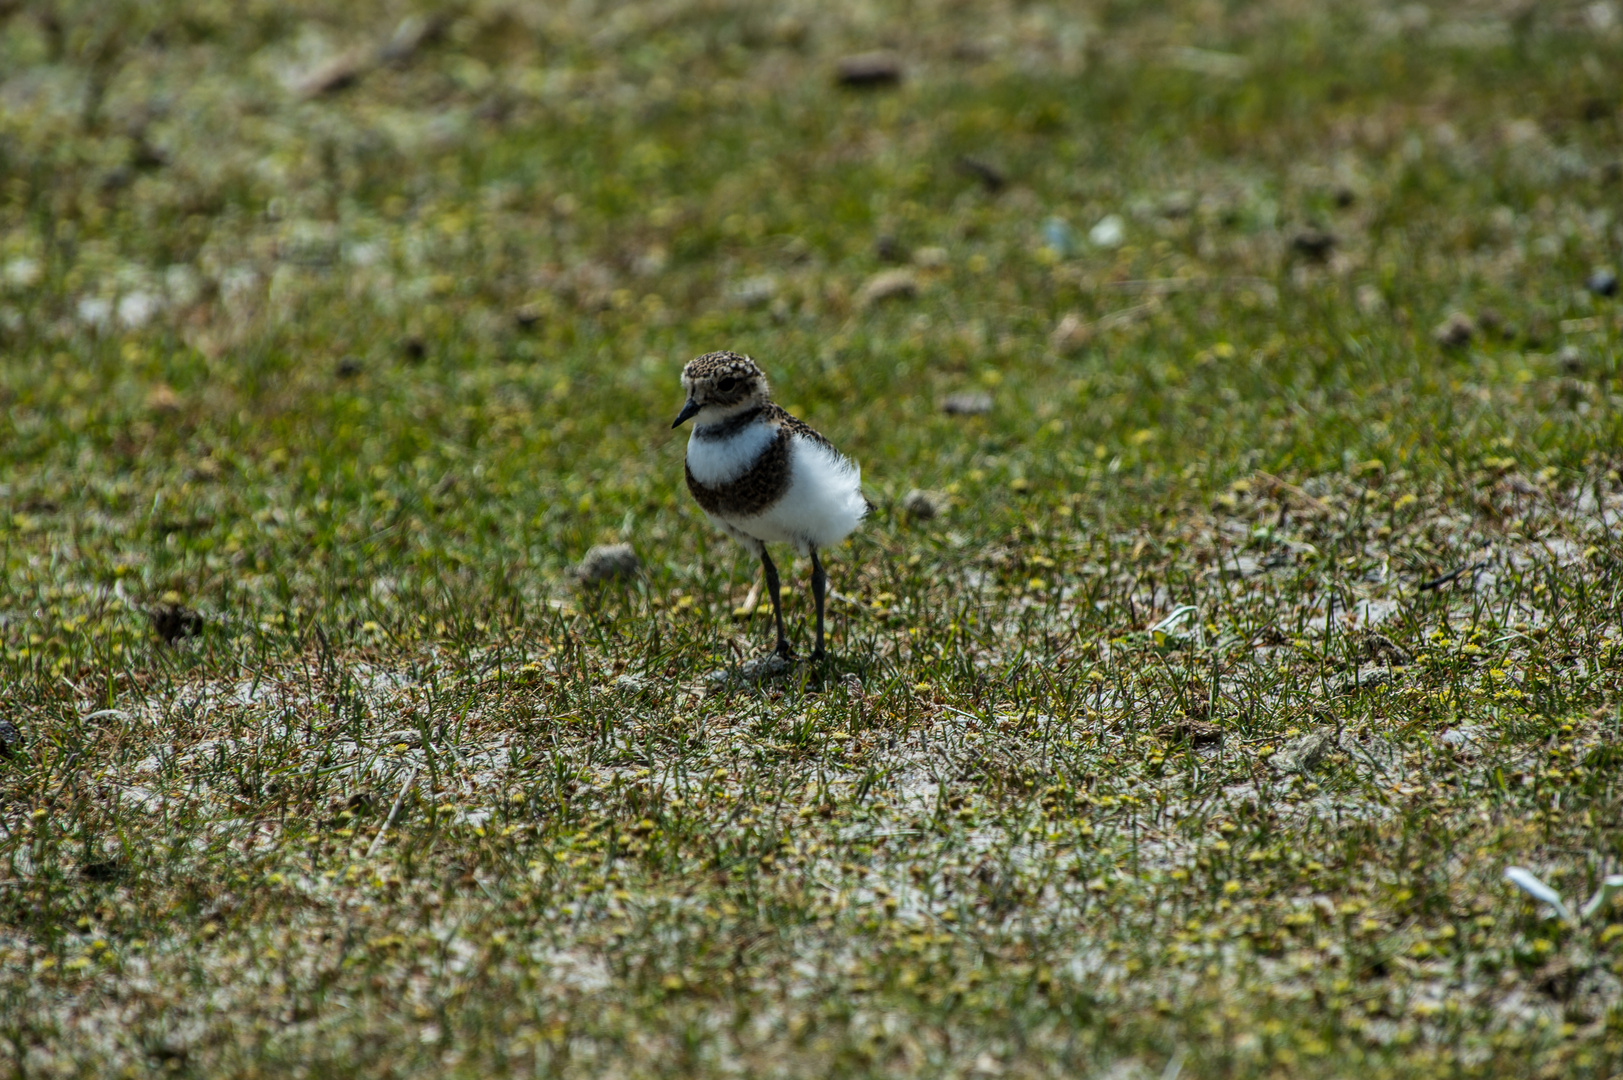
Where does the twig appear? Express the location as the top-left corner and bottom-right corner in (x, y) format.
(366, 768), (419, 859)
(828, 589), (869, 612)
(734, 573), (762, 616)
(1096, 303), (1154, 330)
(1416, 561), (1487, 592)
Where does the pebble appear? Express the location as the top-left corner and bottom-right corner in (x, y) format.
(1334, 666), (1399, 694)
(858, 268), (918, 306)
(900, 489), (944, 520)
(1432, 312), (1475, 349)
(941, 391), (993, 416)
(1041, 217), (1078, 258)
(706, 653), (793, 687)
(1290, 227), (1336, 262)
(613, 673), (652, 695)
(149, 603), (203, 644)
(835, 52), (903, 88)
(575, 543), (640, 585)
(1156, 719), (1223, 748)
(729, 275), (778, 307)
(957, 156), (1006, 193)
(875, 234), (908, 263)
(1088, 214), (1125, 249)
(1050, 312), (1092, 352)
(296, 50), (370, 97)
(1271, 726), (1340, 774)
(1586, 267), (1619, 297)
(379, 729), (424, 748)
(381, 13), (447, 65)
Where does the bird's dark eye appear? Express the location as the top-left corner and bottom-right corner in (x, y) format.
(717, 377), (739, 393)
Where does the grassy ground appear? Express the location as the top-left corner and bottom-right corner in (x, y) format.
(4, 0), (1623, 1075)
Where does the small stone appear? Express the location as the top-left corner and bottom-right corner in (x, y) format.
(1160, 191), (1194, 218)
(1335, 666), (1397, 694)
(1088, 214), (1126, 249)
(0, 719), (22, 757)
(1272, 726), (1340, 774)
(1439, 725), (1480, 748)
(574, 543), (640, 585)
(513, 304), (543, 329)
(1432, 312), (1475, 349)
(941, 391), (993, 416)
(858, 268), (918, 306)
(80, 858), (125, 882)
(1355, 630), (1412, 666)
(1041, 217), (1078, 258)
(296, 50), (372, 97)
(379, 729), (424, 748)
(613, 673), (651, 695)
(130, 138), (167, 171)
(874, 234), (908, 263)
(956, 156), (1007, 193)
(900, 489), (944, 520)
(380, 13), (448, 65)
(1586, 267), (1619, 298)
(149, 604), (203, 645)
(145, 383), (181, 414)
(912, 246), (949, 269)
(1356, 284), (1386, 315)
(1290, 227), (1336, 262)
(836, 52), (903, 88)
(729, 275), (778, 308)
(1558, 345), (1587, 374)
(706, 653), (793, 687)
(1050, 312), (1092, 352)
(335, 356), (362, 379)
(1157, 719), (1223, 747)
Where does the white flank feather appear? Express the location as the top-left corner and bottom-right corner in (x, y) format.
(705, 434), (866, 555)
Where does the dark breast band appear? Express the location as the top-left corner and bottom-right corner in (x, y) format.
(692, 406), (765, 442)
(686, 426), (792, 517)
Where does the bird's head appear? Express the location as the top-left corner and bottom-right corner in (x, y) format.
(672, 351), (770, 428)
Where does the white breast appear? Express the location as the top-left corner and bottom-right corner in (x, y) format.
(685, 421), (776, 485)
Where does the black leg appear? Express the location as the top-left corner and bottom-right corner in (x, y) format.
(810, 547), (827, 660)
(760, 548), (792, 658)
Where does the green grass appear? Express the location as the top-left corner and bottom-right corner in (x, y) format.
(4, 0), (1623, 1075)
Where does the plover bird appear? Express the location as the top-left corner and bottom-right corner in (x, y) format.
(672, 351), (867, 659)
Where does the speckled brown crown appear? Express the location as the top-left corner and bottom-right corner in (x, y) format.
(682, 351), (765, 382)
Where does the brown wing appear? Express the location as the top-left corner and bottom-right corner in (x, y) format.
(765, 403), (839, 455)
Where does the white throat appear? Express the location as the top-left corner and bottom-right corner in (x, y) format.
(685, 418), (775, 485)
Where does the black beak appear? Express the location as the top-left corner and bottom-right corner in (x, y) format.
(671, 399), (702, 428)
